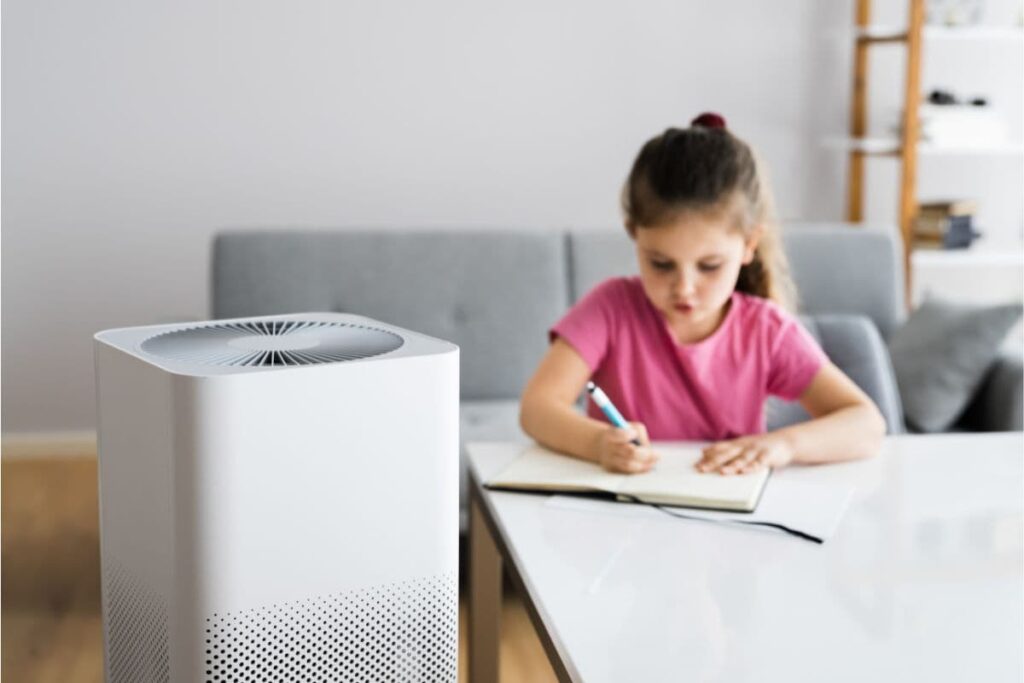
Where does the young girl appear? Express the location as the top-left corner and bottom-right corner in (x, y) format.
(520, 113), (885, 476)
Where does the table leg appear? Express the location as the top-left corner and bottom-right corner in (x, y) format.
(469, 495), (502, 683)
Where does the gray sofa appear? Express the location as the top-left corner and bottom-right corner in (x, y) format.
(210, 224), (1022, 528)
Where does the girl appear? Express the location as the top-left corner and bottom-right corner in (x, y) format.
(519, 113), (885, 476)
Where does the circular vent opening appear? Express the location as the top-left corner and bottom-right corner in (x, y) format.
(140, 320), (404, 367)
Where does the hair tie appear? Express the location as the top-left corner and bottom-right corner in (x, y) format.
(691, 112), (726, 130)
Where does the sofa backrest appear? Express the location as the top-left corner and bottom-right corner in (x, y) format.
(568, 223), (906, 337)
(211, 224), (905, 403)
(782, 224), (905, 338)
(212, 229), (569, 400)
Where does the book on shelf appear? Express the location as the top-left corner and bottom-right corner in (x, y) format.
(913, 198), (982, 249)
(913, 236), (965, 250)
(917, 198), (978, 217)
(915, 213), (973, 237)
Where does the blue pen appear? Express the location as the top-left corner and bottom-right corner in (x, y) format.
(586, 381), (642, 446)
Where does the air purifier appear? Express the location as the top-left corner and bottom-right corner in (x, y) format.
(94, 312), (459, 682)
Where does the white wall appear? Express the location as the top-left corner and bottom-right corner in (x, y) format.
(2, 0), (1020, 434)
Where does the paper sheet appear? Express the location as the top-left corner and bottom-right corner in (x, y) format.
(546, 474), (855, 542)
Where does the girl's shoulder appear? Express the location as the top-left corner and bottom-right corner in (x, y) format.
(564, 277), (650, 330)
(732, 291), (802, 333)
(554, 277), (648, 349)
(578, 276), (646, 308)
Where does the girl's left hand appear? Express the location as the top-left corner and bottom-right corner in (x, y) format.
(696, 433), (795, 475)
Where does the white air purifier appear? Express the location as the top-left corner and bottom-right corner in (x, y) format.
(94, 312), (459, 683)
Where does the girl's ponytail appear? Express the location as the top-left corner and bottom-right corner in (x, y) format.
(735, 151), (797, 311)
(737, 227), (796, 311)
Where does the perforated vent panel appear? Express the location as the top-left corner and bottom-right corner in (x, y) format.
(204, 572), (458, 682)
(104, 564), (169, 683)
(140, 320), (404, 367)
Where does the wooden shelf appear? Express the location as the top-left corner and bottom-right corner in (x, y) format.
(919, 142), (1024, 156)
(922, 25), (1024, 41)
(827, 137), (902, 155)
(850, 25), (1024, 42)
(912, 246), (1024, 268)
(826, 137), (1024, 156)
(854, 26), (908, 43)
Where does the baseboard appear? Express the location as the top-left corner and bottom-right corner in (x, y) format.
(1, 431), (98, 459)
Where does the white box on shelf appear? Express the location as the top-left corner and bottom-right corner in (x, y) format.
(890, 104), (1010, 148)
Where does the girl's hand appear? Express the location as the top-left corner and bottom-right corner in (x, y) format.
(696, 433), (795, 475)
(595, 421), (659, 474)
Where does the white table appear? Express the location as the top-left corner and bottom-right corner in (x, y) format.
(467, 433), (1024, 683)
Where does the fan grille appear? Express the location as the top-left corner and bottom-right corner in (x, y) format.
(140, 320), (404, 367)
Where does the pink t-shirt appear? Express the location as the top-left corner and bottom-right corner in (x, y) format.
(551, 277), (827, 440)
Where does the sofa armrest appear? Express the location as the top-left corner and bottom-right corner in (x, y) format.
(956, 351), (1023, 432)
(816, 314), (905, 433)
(767, 315), (904, 433)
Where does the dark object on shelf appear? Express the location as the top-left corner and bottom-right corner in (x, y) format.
(928, 89), (958, 105)
(915, 214), (983, 249)
(943, 216), (983, 248)
(926, 88), (990, 106)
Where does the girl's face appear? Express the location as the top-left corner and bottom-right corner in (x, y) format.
(633, 209), (759, 336)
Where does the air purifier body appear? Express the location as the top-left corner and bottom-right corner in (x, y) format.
(94, 313), (459, 682)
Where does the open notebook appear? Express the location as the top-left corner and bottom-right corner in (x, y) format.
(486, 443), (771, 513)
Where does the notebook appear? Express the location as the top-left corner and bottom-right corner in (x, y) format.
(486, 443), (771, 513)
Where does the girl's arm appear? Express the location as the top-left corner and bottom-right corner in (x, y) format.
(697, 362), (886, 474)
(519, 338), (657, 473)
(783, 362), (887, 463)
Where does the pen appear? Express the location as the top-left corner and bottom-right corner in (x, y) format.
(586, 381), (642, 446)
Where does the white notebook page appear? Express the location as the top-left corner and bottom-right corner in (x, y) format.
(488, 443), (768, 510)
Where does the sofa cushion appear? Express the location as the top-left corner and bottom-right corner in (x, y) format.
(888, 299), (1023, 432)
(212, 229), (569, 400)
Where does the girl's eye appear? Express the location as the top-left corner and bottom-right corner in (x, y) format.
(651, 260), (674, 271)
(698, 263), (721, 273)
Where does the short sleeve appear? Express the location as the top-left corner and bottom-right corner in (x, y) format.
(548, 279), (619, 372)
(766, 318), (828, 401)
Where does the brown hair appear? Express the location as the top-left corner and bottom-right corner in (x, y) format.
(621, 114), (796, 310)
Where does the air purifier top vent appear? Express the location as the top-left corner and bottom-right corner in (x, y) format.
(140, 320), (403, 368)
(95, 312), (457, 377)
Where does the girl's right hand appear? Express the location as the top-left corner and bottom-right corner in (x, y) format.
(595, 422), (659, 474)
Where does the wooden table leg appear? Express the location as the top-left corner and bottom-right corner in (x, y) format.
(469, 495), (502, 683)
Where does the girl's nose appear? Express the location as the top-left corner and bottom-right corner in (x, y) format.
(673, 271), (697, 298)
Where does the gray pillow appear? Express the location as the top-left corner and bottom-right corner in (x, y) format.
(888, 298), (1022, 432)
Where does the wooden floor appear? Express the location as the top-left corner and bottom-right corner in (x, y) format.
(1, 456), (557, 682)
